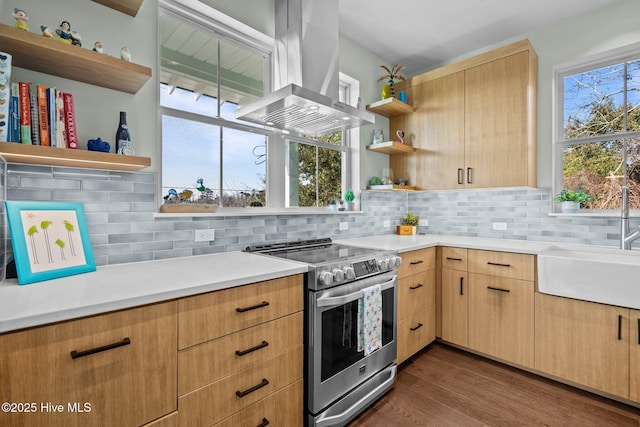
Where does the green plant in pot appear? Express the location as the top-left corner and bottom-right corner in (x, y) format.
(398, 212), (419, 235)
(344, 189), (355, 211)
(555, 188), (592, 213)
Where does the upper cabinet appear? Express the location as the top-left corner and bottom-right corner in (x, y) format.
(92, 0), (144, 17)
(390, 40), (537, 191)
(0, 24), (152, 94)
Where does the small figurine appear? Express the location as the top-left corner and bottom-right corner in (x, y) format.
(92, 41), (104, 54)
(56, 21), (73, 44)
(87, 137), (111, 153)
(70, 31), (82, 47)
(120, 47), (131, 62)
(396, 130), (405, 144)
(12, 8), (29, 31)
(40, 25), (55, 38)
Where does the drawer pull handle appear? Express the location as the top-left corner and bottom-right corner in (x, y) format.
(637, 319), (639, 345)
(236, 378), (269, 398)
(409, 283), (423, 290)
(257, 418), (270, 427)
(70, 337), (131, 359)
(460, 277), (464, 296)
(410, 260), (424, 265)
(487, 262), (511, 267)
(410, 323), (423, 331)
(466, 167), (472, 184)
(487, 286), (510, 293)
(236, 301), (270, 313)
(457, 168), (463, 185)
(236, 340), (269, 357)
(446, 257), (462, 261)
(618, 315), (623, 341)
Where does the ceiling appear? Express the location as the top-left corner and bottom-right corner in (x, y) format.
(338, 0), (623, 75)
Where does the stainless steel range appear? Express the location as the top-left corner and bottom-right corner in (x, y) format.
(246, 238), (401, 427)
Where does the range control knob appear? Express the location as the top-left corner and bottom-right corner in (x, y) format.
(377, 258), (389, 270)
(391, 256), (403, 268)
(319, 270), (334, 287)
(344, 266), (356, 280)
(333, 268), (345, 282)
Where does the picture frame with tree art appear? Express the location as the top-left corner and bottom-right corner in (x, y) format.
(5, 201), (96, 285)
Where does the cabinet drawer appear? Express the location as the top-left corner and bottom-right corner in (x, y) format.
(178, 274), (303, 349)
(142, 412), (178, 427)
(0, 301), (177, 427)
(178, 312), (302, 395)
(468, 249), (534, 281)
(441, 247), (468, 271)
(398, 269), (435, 321)
(212, 379), (303, 427)
(397, 306), (435, 364)
(178, 345), (302, 426)
(398, 247), (436, 278)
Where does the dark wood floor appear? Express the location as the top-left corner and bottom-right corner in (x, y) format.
(349, 342), (640, 426)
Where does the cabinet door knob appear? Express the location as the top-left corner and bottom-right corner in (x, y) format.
(460, 277), (464, 296)
(618, 315), (623, 341)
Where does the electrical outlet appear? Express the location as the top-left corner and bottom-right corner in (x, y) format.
(383, 220), (390, 228)
(419, 219), (428, 227)
(195, 229), (215, 242)
(492, 222), (507, 231)
(339, 222), (349, 231)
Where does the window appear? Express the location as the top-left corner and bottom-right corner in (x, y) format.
(159, 9), (270, 207)
(158, 3), (359, 211)
(554, 44), (640, 211)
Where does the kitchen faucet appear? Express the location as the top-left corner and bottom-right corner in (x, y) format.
(621, 185), (640, 250)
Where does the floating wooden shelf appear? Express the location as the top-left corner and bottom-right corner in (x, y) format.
(0, 142), (151, 172)
(0, 24), (151, 94)
(366, 98), (415, 117)
(368, 184), (416, 191)
(92, 0), (144, 17)
(366, 141), (416, 155)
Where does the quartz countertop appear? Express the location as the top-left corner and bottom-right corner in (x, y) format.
(0, 251), (308, 334)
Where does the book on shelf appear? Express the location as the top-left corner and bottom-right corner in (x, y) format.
(9, 82), (19, 143)
(46, 87), (56, 147)
(29, 85), (40, 145)
(18, 82), (31, 144)
(55, 89), (67, 148)
(63, 92), (78, 149)
(0, 52), (11, 143)
(37, 85), (50, 146)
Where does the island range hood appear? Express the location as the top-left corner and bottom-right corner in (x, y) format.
(235, 0), (374, 137)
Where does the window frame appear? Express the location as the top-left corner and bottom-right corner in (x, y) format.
(158, 0), (360, 214)
(552, 42), (640, 214)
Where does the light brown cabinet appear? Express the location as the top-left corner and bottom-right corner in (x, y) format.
(397, 247), (436, 363)
(440, 247), (468, 346)
(631, 309), (640, 402)
(0, 301), (177, 427)
(467, 250), (534, 367)
(534, 293), (630, 399)
(177, 274), (304, 426)
(390, 39), (537, 190)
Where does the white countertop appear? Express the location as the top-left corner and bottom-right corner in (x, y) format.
(336, 234), (554, 254)
(0, 252), (308, 334)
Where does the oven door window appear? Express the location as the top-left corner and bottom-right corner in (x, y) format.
(321, 287), (394, 382)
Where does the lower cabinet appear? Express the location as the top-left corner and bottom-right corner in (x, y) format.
(0, 301), (178, 427)
(534, 292), (630, 399)
(631, 309), (640, 402)
(440, 247), (469, 347)
(397, 248), (436, 364)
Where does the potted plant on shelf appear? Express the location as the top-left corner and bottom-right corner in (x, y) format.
(344, 189), (355, 211)
(397, 212), (419, 235)
(555, 188), (593, 213)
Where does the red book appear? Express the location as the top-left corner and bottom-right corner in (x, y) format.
(37, 85), (50, 146)
(63, 92), (78, 149)
(18, 82), (31, 144)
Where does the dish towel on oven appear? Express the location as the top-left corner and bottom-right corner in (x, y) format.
(358, 284), (382, 356)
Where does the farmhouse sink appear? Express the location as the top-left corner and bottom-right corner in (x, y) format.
(537, 245), (640, 309)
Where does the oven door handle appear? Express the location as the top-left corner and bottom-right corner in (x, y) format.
(316, 276), (396, 308)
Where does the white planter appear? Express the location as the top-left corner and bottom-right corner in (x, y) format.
(561, 201), (580, 214)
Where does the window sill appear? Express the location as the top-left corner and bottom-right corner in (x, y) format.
(153, 207), (364, 218)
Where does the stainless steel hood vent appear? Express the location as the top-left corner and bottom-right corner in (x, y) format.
(236, 0), (374, 137)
